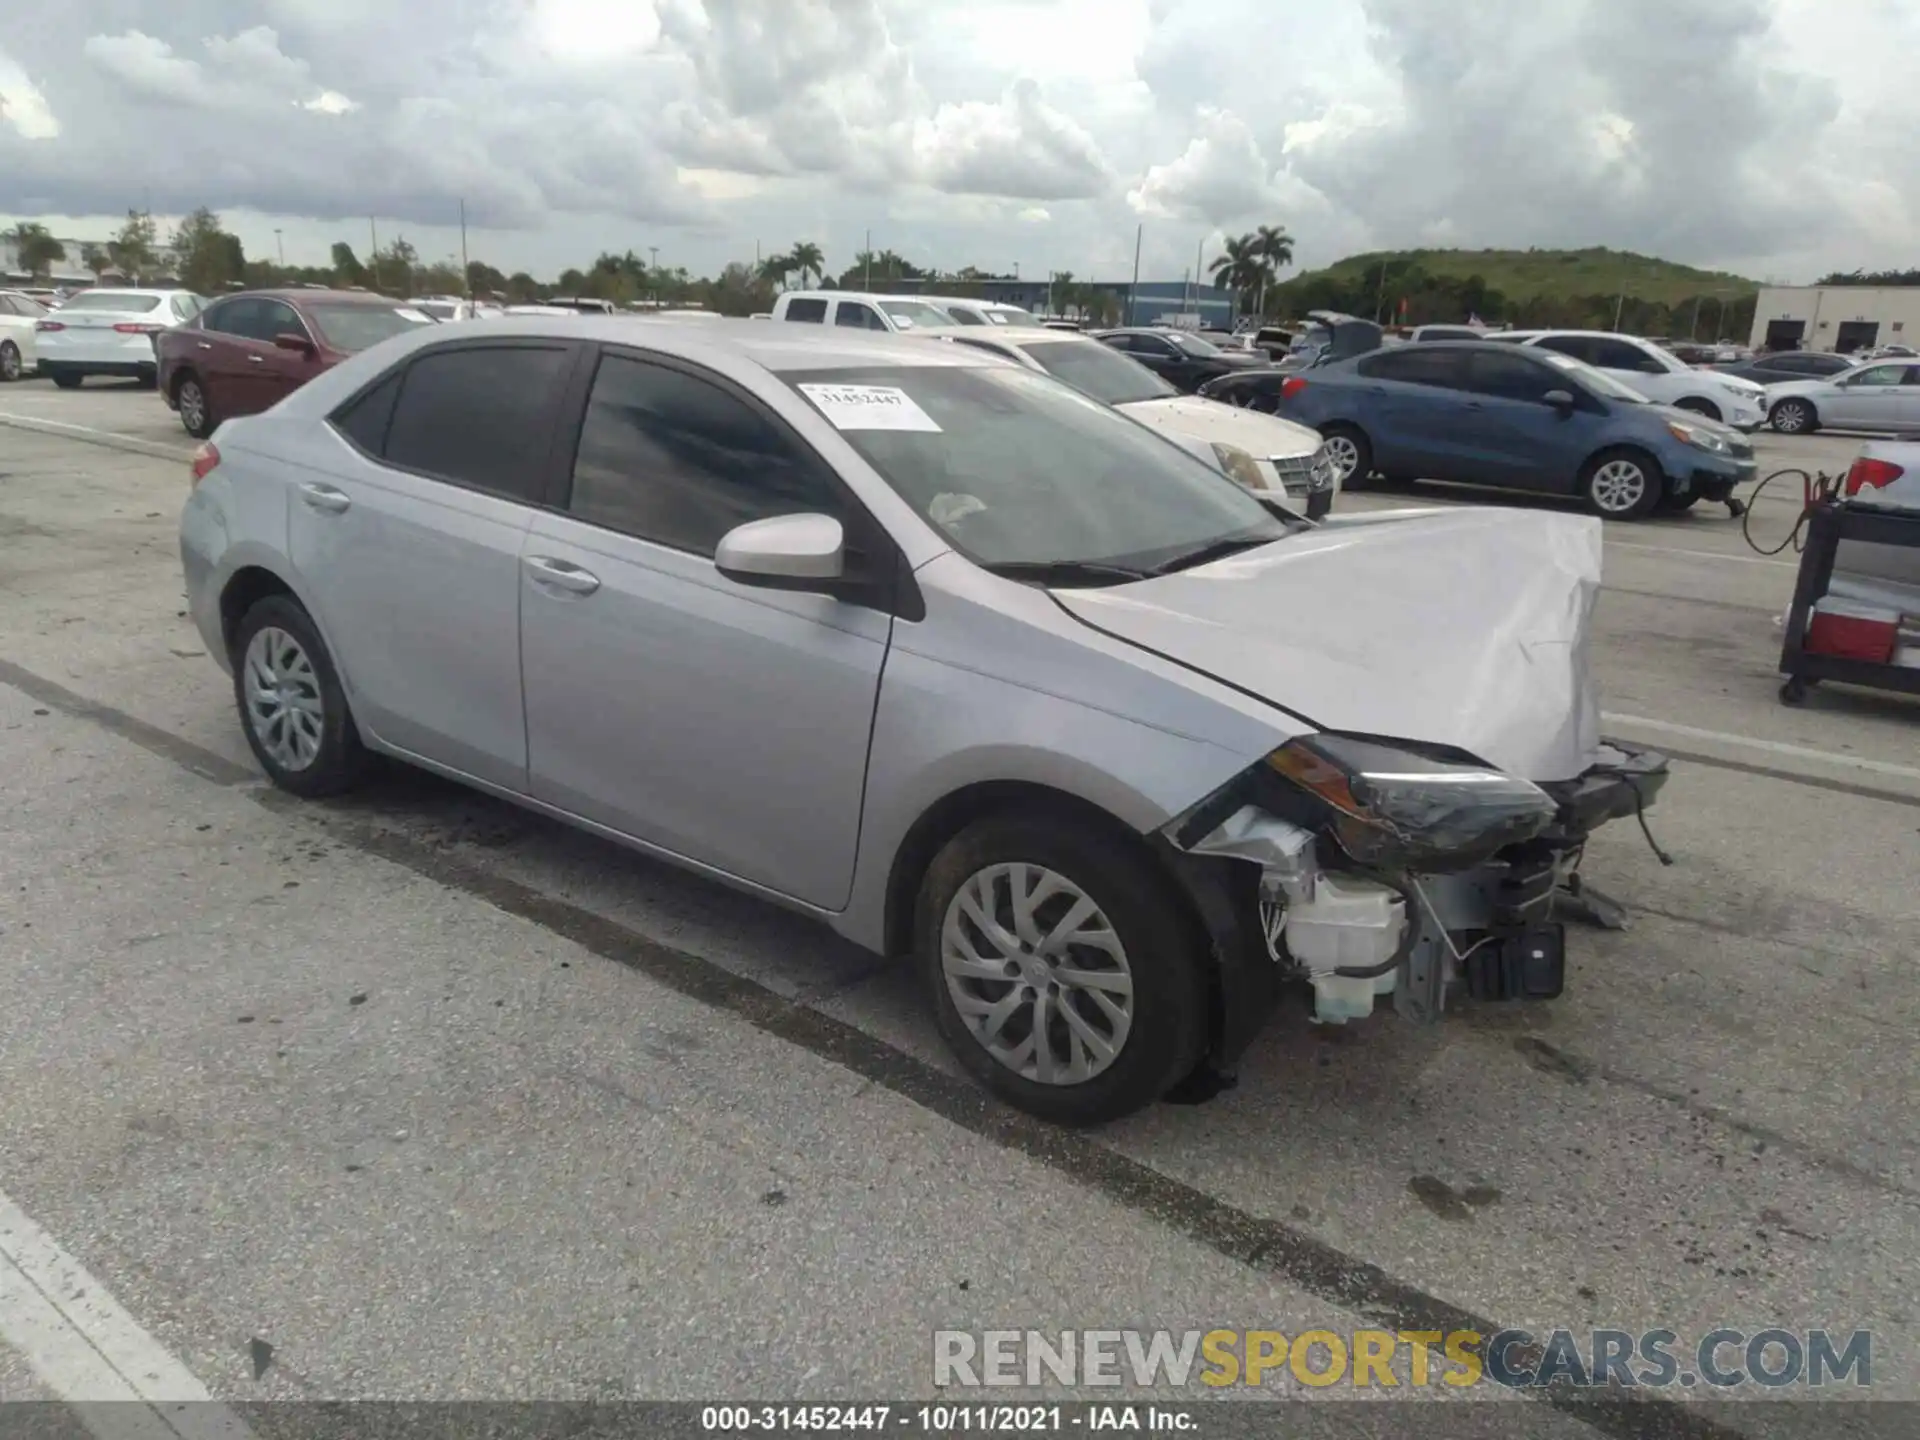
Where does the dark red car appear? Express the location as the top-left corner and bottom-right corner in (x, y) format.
(157, 289), (438, 439)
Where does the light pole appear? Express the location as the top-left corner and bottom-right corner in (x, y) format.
(274, 229), (284, 265)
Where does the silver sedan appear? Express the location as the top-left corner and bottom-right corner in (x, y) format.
(180, 316), (1668, 1125)
(1765, 358), (1920, 434)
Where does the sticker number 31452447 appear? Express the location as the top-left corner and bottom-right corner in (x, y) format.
(797, 383), (943, 433)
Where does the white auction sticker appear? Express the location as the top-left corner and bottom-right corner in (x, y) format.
(798, 383), (942, 433)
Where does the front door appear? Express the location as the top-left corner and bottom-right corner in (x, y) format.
(246, 297), (327, 410)
(288, 340), (578, 789)
(519, 348), (892, 909)
(1824, 363), (1911, 429)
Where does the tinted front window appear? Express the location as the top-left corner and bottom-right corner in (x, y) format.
(1466, 350), (1561, 402)
(59, 292), (163, 313)
(785, 299), (827, 323)
(306, 304), (435, 352)
(948, 308), (987, 325)
(1170, 332), (1221, 357)
(567, 354), (842, 556)
(784, 364), (1289, 573)
(382, 346), (571, 500)
(1849, 365), (1908, 387)
(1357, 347), (1469, 388)
(1537, 351), (1647, 402)
(1592, 338), (1667, 372)
(1023, 339), (1177, 405)
(202, 298), (268, 340)
(1534, 335), (1596, 364)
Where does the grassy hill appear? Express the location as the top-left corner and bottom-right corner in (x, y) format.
(1266, 246), (1762, 335)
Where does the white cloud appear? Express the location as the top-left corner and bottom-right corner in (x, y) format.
(1128, 109), (1275, 223)
(0, 49), (59, 139)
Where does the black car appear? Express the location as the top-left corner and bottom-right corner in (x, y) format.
(1712, 349), (1855, 386)
(1089, 326), (1262, 392)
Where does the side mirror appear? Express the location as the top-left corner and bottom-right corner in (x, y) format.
(1542, 389), (1576, 410)
(273, 331), (315, 354)
(715, 513), (845, 590)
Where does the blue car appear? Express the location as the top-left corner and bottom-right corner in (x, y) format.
(1199, 341), (1758, 520)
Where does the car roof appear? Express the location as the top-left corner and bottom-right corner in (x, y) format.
(940, 325), (1096, 350)
(225, 288), (405, 305)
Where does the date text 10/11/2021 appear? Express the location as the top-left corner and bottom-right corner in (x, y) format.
(701, 1406), (1194, 1432)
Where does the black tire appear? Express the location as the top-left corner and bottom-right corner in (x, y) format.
(174, 372), (215, 439)
(1579, 447), (1664, 521)
(0, 341), (21, 383)
(1673, 397), (1721, 422)
(50, 371), (81, 390)
(1320, 424), (1373, 491)
(1770, 397), (1817, 435)
(230, 594), (369, 798)
(915, 813), (1208, 1127)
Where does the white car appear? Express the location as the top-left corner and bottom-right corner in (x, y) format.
(771, 290), (957, 335)
(1838, 437), (1920, 512)
(1761, 359), (1920, 435)
(922, 296), (1040, 328)
(411, 297), (503, 322)
(936, 326), (1339, 517)
(33, 287), (203, 387)
(1502, 329), (1768, 430)
(0, 290), (52, 381)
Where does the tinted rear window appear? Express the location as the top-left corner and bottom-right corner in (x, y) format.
(307, 304), (436, 352)
(381, 346), (571, 500)
(61, 292), (162, 313)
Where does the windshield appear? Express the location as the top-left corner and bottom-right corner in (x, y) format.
(986, 307), (1035, 325)
(1539, 351), (1648, 403)
(878, 300), (954, 329)
(61, 292), (162, 313)
(1640, 343), (1688, 375)
(1022, 339), (1178, 405)
(1169, 331), (1222, 357)
(785, 364), (1289, 576)
(413, 301), (457, 321)
(306, 303), (437, 351)
(8, 294), (49, 316)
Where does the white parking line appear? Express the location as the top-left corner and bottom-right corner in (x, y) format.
(1602, 712), (1920, 782)
(1607, 540), (1798, 569)
(0, 411), (190, 462)
(0, 1186), (253, 1439)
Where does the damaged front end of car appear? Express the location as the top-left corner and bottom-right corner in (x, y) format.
(1154, 729), (1670, 1087)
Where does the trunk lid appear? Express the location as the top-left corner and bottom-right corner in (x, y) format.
(1052, 507), (1604, 781)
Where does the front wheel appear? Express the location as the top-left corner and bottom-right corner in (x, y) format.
(916, 814), (1207, 1126)
(1580, 449), (1664, 520)
(0, 342), (21, 383)
(1770, 398), (1817, 434)
(231, 595), (369, 797)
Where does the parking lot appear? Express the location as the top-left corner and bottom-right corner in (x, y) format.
(2, 374), (1917, 1433)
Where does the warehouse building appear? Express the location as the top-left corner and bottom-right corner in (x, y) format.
(1748, 285), (1920, 355)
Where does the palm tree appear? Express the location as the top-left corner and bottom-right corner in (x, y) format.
(1208, 234), (1269, 317)
(1252, 224), (1294, 317)
(7, 221), (66, 279)
(757, 252), (795, 290)
(789, 241), (824, 288)
(1050, 270), (1074, 317)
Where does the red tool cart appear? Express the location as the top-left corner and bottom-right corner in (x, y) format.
(1777, 497), (1920, 706)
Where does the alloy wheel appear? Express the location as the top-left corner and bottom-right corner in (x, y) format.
(1772, 401), (1809, 434)
(1322, 434), (1361, 482)
(940, 862), (1135, 1086)
(0, 344), (19, 382)
(1588, 459), (1649, 514)
(242, 626), (324, 771)
(178, 381), (206, 434)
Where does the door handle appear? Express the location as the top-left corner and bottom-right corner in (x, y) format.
(196, 342), (212, 351)
(297, 482), (351, 514)
(247, 354), (265, 365)
(524, 556), (601, 595)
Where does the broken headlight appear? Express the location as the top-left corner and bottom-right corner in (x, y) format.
(1265, 733), (1558, 871)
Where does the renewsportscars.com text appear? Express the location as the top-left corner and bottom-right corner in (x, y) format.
(933, 1328), (1873, 1390)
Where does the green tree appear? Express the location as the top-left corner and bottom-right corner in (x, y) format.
(107, 210), (158, 281)
(707, 260), (775, 317)
(757, 251), (795, 291)
(505, 271), (540, 302)
(80, 242), (111, 281)
(6, 221), (66, 278)
(168, 208), (246, 295)
(1208, 233), (1270, 315)
(466, 260), (508, 297)
(788, 241), (824, 288)
(330, 242), (368, 286)
(371, 237), (418, 295)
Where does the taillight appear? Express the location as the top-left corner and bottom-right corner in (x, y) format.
(190, 442), (220, 485)
(1281, 376), (1308, 398)
(1845, 457), (1904, 496)
(35, 320), (64, 332)
(114, 322), (162, 334)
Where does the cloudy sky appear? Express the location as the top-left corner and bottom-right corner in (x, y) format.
(2, 0), (1915, 285)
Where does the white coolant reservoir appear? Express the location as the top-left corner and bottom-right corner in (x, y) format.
(1284, 876), (1408, 1024)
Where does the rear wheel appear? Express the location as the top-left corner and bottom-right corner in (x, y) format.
(1580, 448), (1664, 520)
(50, 371), (81, 390)
(1319, 425), (1372, 491)
(174, 373), (215, 439)
(0, 342), (21, 383)
(916, 813), (1207, 1127)
(1770, 398), (1817, 434)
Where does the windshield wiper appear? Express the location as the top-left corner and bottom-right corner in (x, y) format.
(984, 559), (1149, 587)
(1146, 534), (1278, 576)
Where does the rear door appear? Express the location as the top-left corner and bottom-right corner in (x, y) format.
(517, 347), (895, 907)
(831, 300), (888, 332)
(290, 339), (580, 788)
(1348, 346), (1475, 479)
(191, 298), (264, 415)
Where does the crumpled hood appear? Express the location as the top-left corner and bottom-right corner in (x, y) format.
(1119, 394), (1322, 460)
(1053, 507), (1605, 781)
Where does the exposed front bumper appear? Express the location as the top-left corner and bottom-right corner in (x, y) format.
(1161, 740), (1669, 1070)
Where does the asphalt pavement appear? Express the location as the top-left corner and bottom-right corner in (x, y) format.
(1, 377), (1916, 1437)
